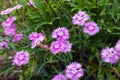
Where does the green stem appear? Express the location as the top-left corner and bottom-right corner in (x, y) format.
(78, 26), (82, 51)
(51, 65), (60, 73)
(26, 0), (46, 21)
(59, 0), (72, 19)
(44, 0), (57, 17)
(95, 0), (98, 22)
(37, 60), (58, 74)
(57, 0), (77, 35)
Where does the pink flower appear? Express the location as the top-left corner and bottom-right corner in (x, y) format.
(72, 11), (89, 26)
(12, 34), (23, 42)
(41, 45), (48, 49)
(83, 21), (100, 35)
(4, 23), (16, 36)
(2, 16), (16, 27)
(29, 32), (44, 41)
(0, 4), (22, 15)
(0, 41), (9, 49)
(52, 27), (69, 40)
(28, 0), (35, 7)
(12, 50), (29, 66)
(65, 62), (84, 80)
(29, 32), (44, 48)
(0, 8), (14, 15)
(101, 47), (119, 64)
(13, 4), (22, 9)
(114, 40), (120, 50)
(50, 41), (63, 55)
(31, 40), (40, 49)
(52, 73), (68, 80)
(61, 40), (72, 53)
(2, 41), (9, 48)
(50, 40), (72, 54)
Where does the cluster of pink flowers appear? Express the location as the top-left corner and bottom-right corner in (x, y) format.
(72, 10), (100, 36)
(29, 32), (45, 48)
(0, 4), (31, 67)
(50, 27), (72, 54)
(2, 16), (23, 42)
(52, 62), (84, 80)
(101, 39), (120, 64)
(2, 2), (119, 79)
(1, 5), (23, 49)
(2, 17), (16, 36)
(12, 50), (29, 66)
(0, 4), (22, 15)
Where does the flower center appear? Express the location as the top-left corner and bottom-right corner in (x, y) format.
(18, 54), (24, 60)
(33, 33), (38, 37)
(57, 77), (61, 80)
(58, 31), (64, 36)
(72, 69), (77, 74)
(89, 26), (94, 30)
(54, 44), (60, 49)
(108, 51), (115, 58)
(78, 16), (82, 20)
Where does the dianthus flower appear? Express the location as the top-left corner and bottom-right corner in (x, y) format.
(28, 0), (35, 7)
(0, 41), (9, 49)
(0, 4), (22, 15)
(13, 4), (23, 10)
(61, 40), (72, 53)
(29, 32), (44, 41)
(4, 23), (16, 36)
(29, 32), (44, 48)
(50, 40), (72, 54)
(31, 40), (41, 49)
(83, 21), (100, 35)
(12, 34), (23, 42)
(12, 50), (29, 66)
(52, 73), (68, 80)
(72, 11), (89, 26)
(2, 41), (9, 48)
(41, 45), (48, 49)
(101, 47), (119, 64)
(50, 41), (63, 55)
(52, 27), (69, 40)
(65, 62), (84, 80)
(2, 16), (16, 27)
(0, 8), (14, 15)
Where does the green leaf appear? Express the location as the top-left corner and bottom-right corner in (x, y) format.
(0, 65), (15, 75)
(19, 0), (27, 6)
(19, 74), (24, 80)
